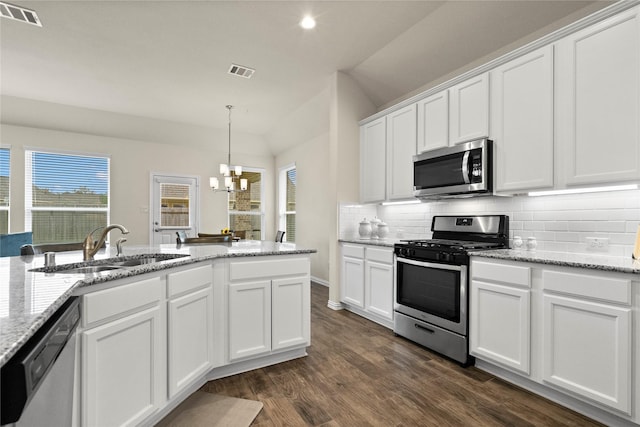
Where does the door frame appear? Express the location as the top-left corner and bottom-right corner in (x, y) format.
(149, 172), (200, 245)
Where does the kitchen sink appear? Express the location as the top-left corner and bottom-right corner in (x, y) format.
(30, 253), (189, 274)
(57, 265), (122, 274)
(109, 257), (163, 267)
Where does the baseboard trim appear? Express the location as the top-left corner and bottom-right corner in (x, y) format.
(311, 276), (329, 287)
(207, 348), (308, 381)
(327, 299), (344, 311)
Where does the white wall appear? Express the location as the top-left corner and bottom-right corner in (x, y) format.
(339, 189), (640, 257)
(1, 101), (275, 245)
(327, 72), (377, 302)
(275, 132), (330, 282)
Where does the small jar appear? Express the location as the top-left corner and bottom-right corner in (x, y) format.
(358, 219), (372, 239)
(377, 222), (389, 239)
(513, 236), (523, 249)
(526, 237), (537, 251)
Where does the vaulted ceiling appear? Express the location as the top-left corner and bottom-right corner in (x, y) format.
(0, 1), (611, 154)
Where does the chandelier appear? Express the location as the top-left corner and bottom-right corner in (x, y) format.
(210, 105), (247, 192)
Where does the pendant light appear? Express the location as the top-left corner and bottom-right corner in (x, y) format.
(210, 105), (248, 192)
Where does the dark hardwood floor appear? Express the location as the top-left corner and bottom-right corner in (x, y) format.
(203, 283), (603, 426)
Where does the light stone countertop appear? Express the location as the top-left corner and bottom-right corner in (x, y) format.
(0, 240), (316, 367)
(471, 248), (640, 275)
(338, 237), (403, 248)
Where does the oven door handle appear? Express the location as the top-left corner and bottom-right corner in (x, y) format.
(397, 257), (464, 272)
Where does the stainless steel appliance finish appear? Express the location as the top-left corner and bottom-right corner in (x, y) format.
(413, 138), (492, 200)
(1, 298), (80, 426)
(394, 215), (508, 366)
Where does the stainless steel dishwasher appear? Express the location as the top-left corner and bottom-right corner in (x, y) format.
(1, 297), (81, 426)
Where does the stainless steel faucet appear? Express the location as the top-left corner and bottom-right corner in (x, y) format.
(83, 224), (129, 260)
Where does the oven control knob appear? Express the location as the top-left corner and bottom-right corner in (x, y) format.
(438, 252), (451, 262)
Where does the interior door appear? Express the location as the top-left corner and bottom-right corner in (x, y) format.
(151, 174), (199, 245)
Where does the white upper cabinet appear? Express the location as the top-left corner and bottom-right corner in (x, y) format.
(449, 73), (490, 144)
(360, 116), (387, 203)
(386, 104), (417, 200)
(492, 45), (554, 192)
(417, 90), (449, 153)
(556, 6), (640, 187)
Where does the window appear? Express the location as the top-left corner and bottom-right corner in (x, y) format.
(160, 183), (190, 227)
(0, 148), (9, 234)
(25, 150), (110, 244)
(228, 169), (264, 240)
(278, 164), (296, 242)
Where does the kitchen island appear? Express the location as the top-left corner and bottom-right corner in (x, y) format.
(1, 240), (315, 427)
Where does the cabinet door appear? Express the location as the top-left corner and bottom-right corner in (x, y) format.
(365, 260), (394, 321)
(543, 294), (631, 414)
(417, 90), (449, 153)
(449, 73), (490, 144)
(360, 117), (387, 203)
(470, 280), (530, 375)
(341, 256), (364, 308)
(82, 307), (164, 427)
(386, 104), (417, 200)
(272, 277), (310, 351)
(168, 287), (213, 398)
(492, 45), (554, 192)
(228, 280), (271, 361)
(556, 7), (640, 186)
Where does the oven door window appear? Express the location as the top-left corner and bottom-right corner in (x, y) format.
(397, 262), (460, 322)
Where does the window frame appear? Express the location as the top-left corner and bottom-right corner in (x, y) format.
(227, 166), (265, 240)
(24, 147), (111, 244)
(0, 146), (10, 234)
(278, 163), (296, 243)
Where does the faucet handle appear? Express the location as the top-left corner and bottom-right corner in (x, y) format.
(116, 237), (127, 257)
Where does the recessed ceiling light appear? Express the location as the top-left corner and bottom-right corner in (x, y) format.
(300, 15), (316, 30)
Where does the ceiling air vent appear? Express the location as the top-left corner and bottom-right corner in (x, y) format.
(0, 1), (42, 26)
(228, 64), (255, 79)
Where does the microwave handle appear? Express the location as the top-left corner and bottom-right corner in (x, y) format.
(462, 151), (470, 184)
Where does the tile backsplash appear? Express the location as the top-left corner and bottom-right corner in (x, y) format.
(339, 189), (640, 256)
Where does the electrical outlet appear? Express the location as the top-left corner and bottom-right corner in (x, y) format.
(586, 237), (609, 251)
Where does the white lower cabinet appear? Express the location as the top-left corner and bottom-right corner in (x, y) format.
(227, 257), (311, 362)
(272, 277), (311, 351)
(470, 260), (531, 375)
(228, 280), (272, 360)
(80, 277), (165, 427)
(340, 243), (394, 328)
(542, 269), (632, 415)
(78, 255), (311, 426)
(341, 253), (365, 308)
(167, 265), (214, 398)
(470, 258), (637, 423)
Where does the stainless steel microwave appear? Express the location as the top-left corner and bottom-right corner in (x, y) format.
(413, 138), (492, 200)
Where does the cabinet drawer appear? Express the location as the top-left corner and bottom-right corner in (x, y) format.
(366, 247), (393, 264)
(83, 277), (163, 326)
(542, 270), (631, 305)
(229, 257), (309, 281)
(167, 264), (212, 298)
(472, 260), (530, 288)
(342, 244), (365, 259)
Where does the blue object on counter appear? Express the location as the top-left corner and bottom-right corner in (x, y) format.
(0, 232), (33, 257)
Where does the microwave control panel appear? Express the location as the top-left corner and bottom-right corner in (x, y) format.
(470, 149), (483, 182)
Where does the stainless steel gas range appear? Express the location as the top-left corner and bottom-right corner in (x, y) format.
(393, 215), (509, 366)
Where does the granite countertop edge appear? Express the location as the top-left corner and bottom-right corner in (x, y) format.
(471, 249), (640, 275)
(0, 242), (316, 367)
(338, 238), (399, 248)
